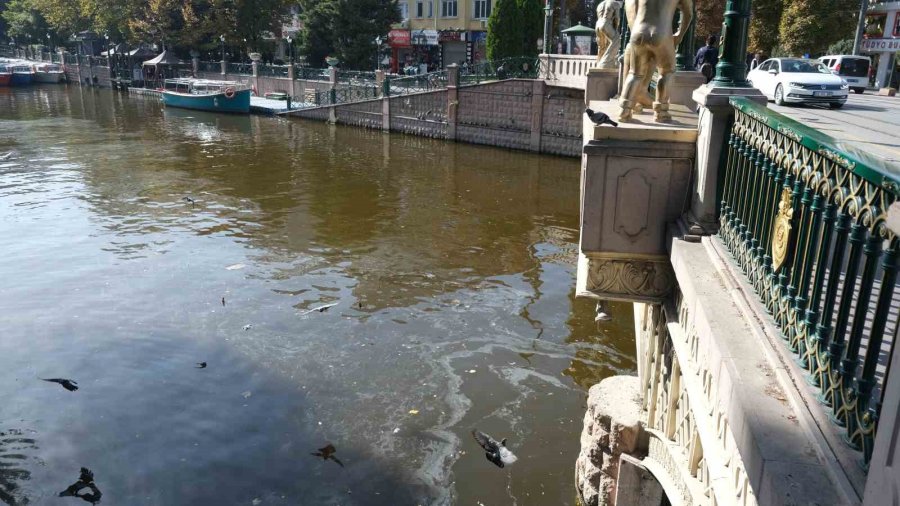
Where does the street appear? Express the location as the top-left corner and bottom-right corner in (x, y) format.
(767, 92), (900, 164)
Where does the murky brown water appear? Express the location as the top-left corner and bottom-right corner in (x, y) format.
(0, 85), (635, 505)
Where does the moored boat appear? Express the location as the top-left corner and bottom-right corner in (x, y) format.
(10, 64), (34, 86)
(0, 65), (11, 86)
(33, 63), (64, 83)
(161, 79), (251, 114)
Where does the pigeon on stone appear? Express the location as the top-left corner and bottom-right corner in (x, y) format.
(585, 108), (619, 127)
(471, 429), (518, 468)
(42, 378), (78, 391)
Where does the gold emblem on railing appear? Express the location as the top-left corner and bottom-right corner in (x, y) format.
(771, 188), (794, 272)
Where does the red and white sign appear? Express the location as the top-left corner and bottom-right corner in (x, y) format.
(861, 38), (900, 52)
(389, 29), (411, 48)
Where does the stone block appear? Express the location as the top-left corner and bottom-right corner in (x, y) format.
(586, 68), (620, 104)
(576, 375), (644, 506)
(877, 87), (896, 96)
(667, 71), (707, 110)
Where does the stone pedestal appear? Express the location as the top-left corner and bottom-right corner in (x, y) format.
(667, 71), (706, 110)
(577, 100), (697, 302)
(585, 68), (620, 104)
(576, 375), (646, 506)
(689, 84), (766, 232)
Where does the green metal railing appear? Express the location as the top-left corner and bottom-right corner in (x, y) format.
(718, 97), (900, 468)
(336, 70), (377, 85)
(459, 56), (541, 85)
(295, 67), (329, 81)
(296, 85), (381, 108)
(383, 70), (448, 97)
(259, 64), (290, 78)
(226, 62), (252, 75)
(199, 61), (221, 73)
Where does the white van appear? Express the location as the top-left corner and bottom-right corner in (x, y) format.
(819, 55), (870, 94)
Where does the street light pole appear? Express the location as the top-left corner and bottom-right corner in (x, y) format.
(853, 0), (869, 56)
(543, 0), (553, 55)
(711, 0), (752, 87)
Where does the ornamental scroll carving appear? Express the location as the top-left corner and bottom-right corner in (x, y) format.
(585, 256), (675, 301)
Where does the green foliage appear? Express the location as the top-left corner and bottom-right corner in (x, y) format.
(299, 0), (398, 69)
(748, 0), (782, 56)
(1, 0), (48, 40)
(826, 38), (854, 56)
(695, 0), (724, 41)
(486, 0), (522, 60)
(778, 0), (857, 56)
(518, 0), (543, 57)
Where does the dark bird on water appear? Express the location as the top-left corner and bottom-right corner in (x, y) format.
(182, 196), (195, 206)
(196, 362), (207, 369)
(59, 467), (102, 504)
(471, 429), (518, 468)
(42, 378), (78, 391)
(311, 443), (344, 467)
(221, 297), (226, 306)
(585, 108), (619, 127)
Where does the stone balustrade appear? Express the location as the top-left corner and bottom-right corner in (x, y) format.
(540, 54), (603, 89)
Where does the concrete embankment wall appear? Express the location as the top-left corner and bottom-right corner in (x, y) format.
(289, 79), (584, 157)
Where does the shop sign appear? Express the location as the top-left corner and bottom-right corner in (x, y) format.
(412, 30), (439, 46)
(439, 31), (465, 42)
(389, 29), (411, 47)
(861, 38), (900, 52)
(468, 31), (487, 43)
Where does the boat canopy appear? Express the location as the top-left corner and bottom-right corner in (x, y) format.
(143, 50), (186, 67)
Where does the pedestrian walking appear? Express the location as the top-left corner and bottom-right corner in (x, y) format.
(695, 35), (719, 83)
(750, 52), (764, 71)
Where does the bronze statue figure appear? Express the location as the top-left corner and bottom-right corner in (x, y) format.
(618, 0), (693, 122)
(595, 0), (623, 69)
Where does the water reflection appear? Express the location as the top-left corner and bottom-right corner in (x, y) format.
(0, 86), (636, 505)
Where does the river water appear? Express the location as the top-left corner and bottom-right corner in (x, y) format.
(0, 86), (635, 505)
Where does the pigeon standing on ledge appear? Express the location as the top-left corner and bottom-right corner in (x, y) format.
(585, 108), (619, 127)
(472, 429), (518, 468)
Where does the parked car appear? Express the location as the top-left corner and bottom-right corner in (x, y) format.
(747, 58), (848, 108)
(818, 54), (870, 94)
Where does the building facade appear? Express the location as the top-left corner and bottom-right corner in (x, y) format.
(389, 0), (494, 73)
(863, 1), (900, 89)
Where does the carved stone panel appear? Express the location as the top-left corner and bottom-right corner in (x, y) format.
(577, 252), (676, 303)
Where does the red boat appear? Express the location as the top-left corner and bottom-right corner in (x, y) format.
(0, 65), (11, 86)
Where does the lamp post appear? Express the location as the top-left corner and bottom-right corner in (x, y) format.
(286, 35), (293, 63)
(711, 0), (752, 87)
(220, 34), (225, 62)
(46, 33), (52, 57)
(374, 35), (383, 71)
(543, 0), (553, 55)
(675, 3), (696, 71)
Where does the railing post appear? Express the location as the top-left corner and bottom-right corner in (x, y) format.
(375, 70), (385, 97)
(221, 58), (226, 75)
(287, 62), (295, 80)
(711, 0), (752, 87)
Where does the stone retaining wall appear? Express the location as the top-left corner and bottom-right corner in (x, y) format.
(287, 79), (583, 157)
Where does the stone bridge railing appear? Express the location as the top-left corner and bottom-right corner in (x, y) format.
(539, 54), (603, 89)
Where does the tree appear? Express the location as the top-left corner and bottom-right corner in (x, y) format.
(299, 0), (398, 69)
(486, 0), (522, 60)
(826, 38), (854, 56)
(778, 0), (857, 56)
(748, 0), (782, 56)
(518, 0), (543, 57)
(1, 0), (48, 41)
(694, 0), (724, 44)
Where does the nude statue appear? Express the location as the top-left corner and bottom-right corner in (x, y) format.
(595, 0), (623, 69)
(618, 0), (693, 122)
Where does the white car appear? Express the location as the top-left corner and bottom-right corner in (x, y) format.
(747, 58), (849, 108)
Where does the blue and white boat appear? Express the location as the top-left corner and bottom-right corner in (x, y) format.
(161, 79), (251, 114)
(10, 64), (34, 85)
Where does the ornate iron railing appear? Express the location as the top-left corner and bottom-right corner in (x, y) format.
(259, 64), (290, 78)
(294, 85), (381, 109)
(718, 96), (900, 467)
(226, 62), (252, 75)
(64, 54), (78, 65)
(199, 61), (221, 73)
(383, 70), (448, 97)
(336, 70), (376, 85)
(459, 56), (541, 85)
(295, 67), (329, 81)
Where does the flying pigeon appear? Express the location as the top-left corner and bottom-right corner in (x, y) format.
(471, 429), (518, 468)
(196, 362), (207, 369)
(59, 467), (102, 504)
(42, 378), (78, 391)
(311, 443), (344, 467)
(585, 108), (619, 127)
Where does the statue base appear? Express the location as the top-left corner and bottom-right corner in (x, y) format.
(667, 71), (707, 110)
(585, 68), (619, 104)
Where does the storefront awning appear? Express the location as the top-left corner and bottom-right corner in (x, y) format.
(561, 24), (596, 36)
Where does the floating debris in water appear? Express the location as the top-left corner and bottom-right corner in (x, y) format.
(59, 467), (102, 504)
(595, 302), (612, 322)
(408, 409), (419, 415)
(241, 391), (252, 399)
(251, 499), (262, 506)
(226, 263), (246, 271)
(196, 362), (207, 369)
(221, 297), (226, 306)
(41, 378), (78, 392)
(467, 370), (476, 374)
(182, 196), (196, 206)
(242, 324), (253, 331)
(298, 302), (338, 316)
(311, 443), (344, 467)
